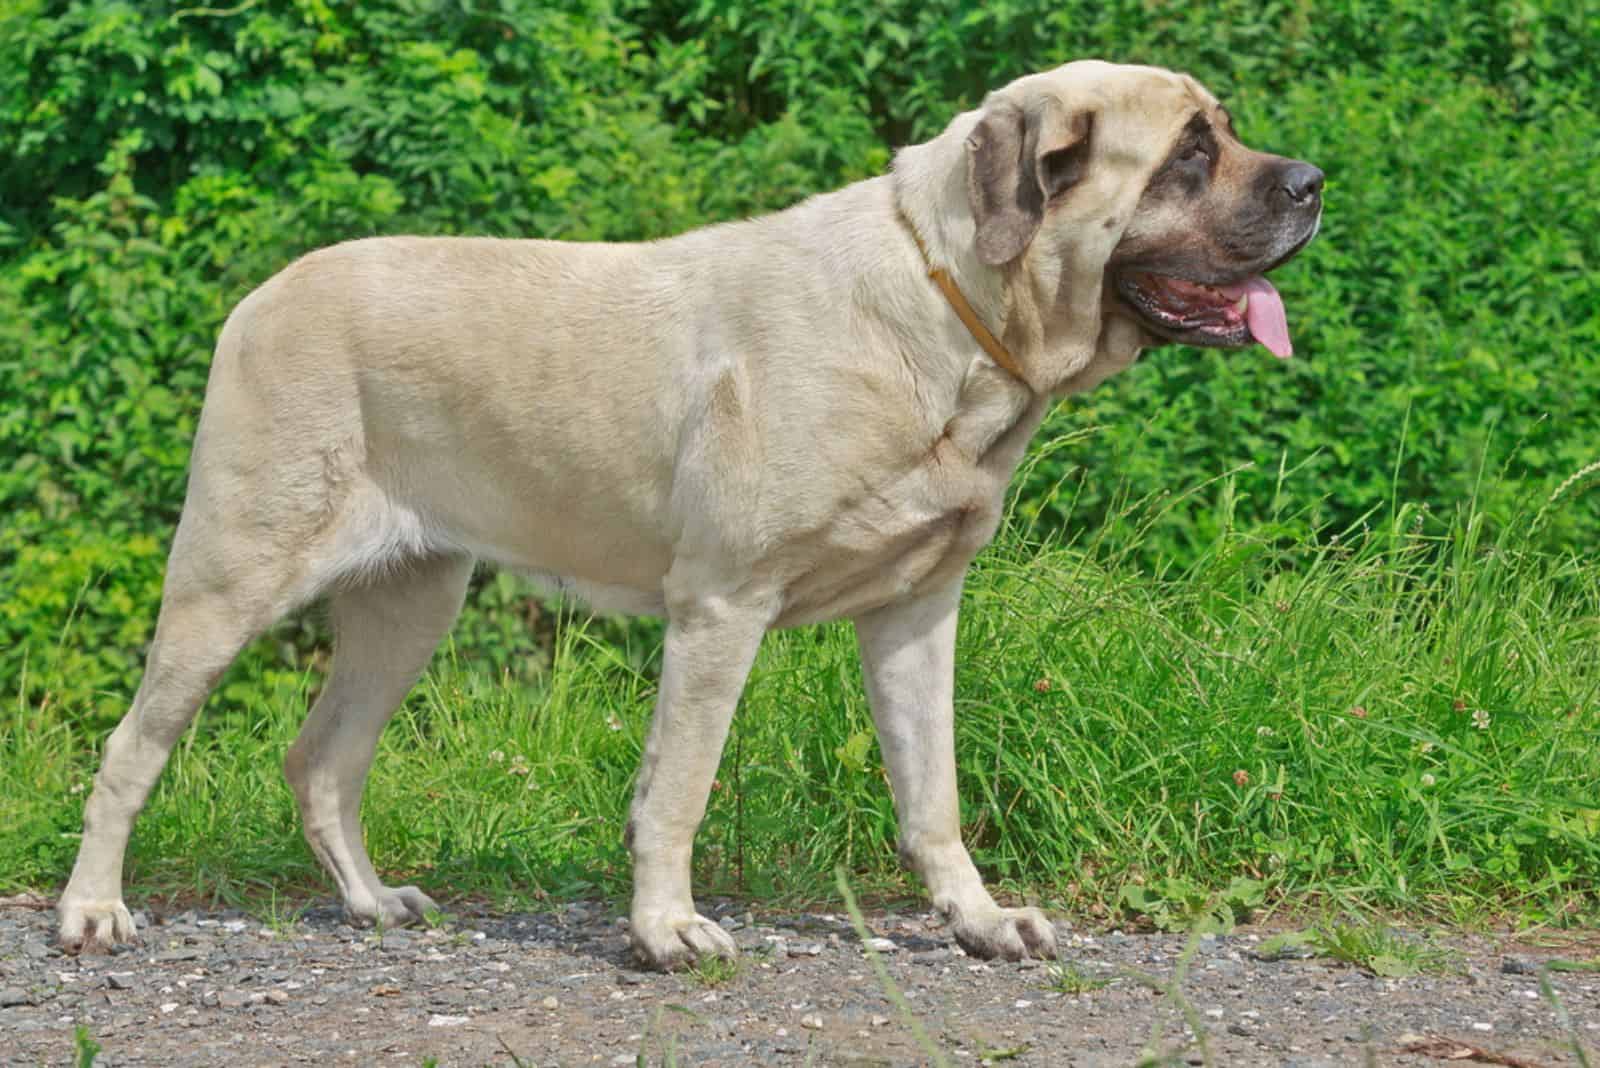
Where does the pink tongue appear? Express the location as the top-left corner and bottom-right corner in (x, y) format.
(1219, 276), (1292, 358)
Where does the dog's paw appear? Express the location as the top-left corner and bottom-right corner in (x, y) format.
(629, 912), (738, 972)
(348, 885), (440, 929)
(58, 898), (139, 954)
(952, 905), (1058, 962)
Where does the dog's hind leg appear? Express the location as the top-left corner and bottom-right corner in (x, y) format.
(283, 553), (471, 928)
(57, 519), (297, 953)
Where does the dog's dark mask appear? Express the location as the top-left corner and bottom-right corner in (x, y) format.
(1108, 109), (1322, 357)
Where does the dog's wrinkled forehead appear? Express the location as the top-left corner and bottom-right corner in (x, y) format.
(995, 60), (1214, 169)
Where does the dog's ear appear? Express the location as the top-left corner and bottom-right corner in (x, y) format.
(966, 96), (1094, 266)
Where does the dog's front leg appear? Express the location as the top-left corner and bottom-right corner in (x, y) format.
(626, 591), (772, 970)
(854, 579), (1058, 961)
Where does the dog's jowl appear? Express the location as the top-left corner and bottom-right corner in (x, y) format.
(58, 61), (1319, 970)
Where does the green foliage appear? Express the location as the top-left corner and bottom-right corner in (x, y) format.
(1118, 875), (1266, 934)
(1545, 958), (1600, 974)
(73, 1026), (101, 1068)
(686, 952), (741, 989)
(1042, 962), (1111, 995)
(1264, 922), (1460, 977)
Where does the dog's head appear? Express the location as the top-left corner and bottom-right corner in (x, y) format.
(900, 60), (1322, 389)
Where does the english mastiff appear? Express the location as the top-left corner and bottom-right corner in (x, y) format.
(59, 60), (1322, 969)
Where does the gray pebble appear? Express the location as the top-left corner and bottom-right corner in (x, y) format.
(151, 948), (201, 963)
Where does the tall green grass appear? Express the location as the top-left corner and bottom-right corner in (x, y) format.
(4, 469), (1598, 926)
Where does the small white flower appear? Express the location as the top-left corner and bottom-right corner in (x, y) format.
(488, 750), (505, 763)
(1418, 741), (1435, 754)
(1420, 773), (1436, 787)
(1472, 708), (1491, 731)
(1256, 726), (1275, 737)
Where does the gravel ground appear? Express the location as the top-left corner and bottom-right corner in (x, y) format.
(2, 893), (1596, 1067)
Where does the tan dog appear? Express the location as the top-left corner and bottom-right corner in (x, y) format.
(58, 60), (1321, 969)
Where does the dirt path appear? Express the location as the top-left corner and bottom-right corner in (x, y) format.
(2, 895), (1596, 1066)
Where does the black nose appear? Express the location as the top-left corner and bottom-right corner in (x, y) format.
(1279, 161), (1324, 206)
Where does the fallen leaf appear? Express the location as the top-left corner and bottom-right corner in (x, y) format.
(1398, 1034), (1551, 1067)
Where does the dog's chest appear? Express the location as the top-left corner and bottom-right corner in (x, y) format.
(771, 442), (1009, 627)
(766, 376), (1048, 627)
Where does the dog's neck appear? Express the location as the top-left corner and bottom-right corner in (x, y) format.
(891, 112), (1149, 398)
(900, 214), (1031, 389)
(891, 113), (1019, 375)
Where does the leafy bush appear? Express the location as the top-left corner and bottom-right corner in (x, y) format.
(2, 1), (1597, 727)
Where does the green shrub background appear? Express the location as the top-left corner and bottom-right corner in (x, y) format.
(3, 0), (1597, 727)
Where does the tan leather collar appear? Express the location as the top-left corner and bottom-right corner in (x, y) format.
(905, 223), (1031, 388)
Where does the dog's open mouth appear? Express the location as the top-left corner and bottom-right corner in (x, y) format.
(1114, 272), (1294, 358)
